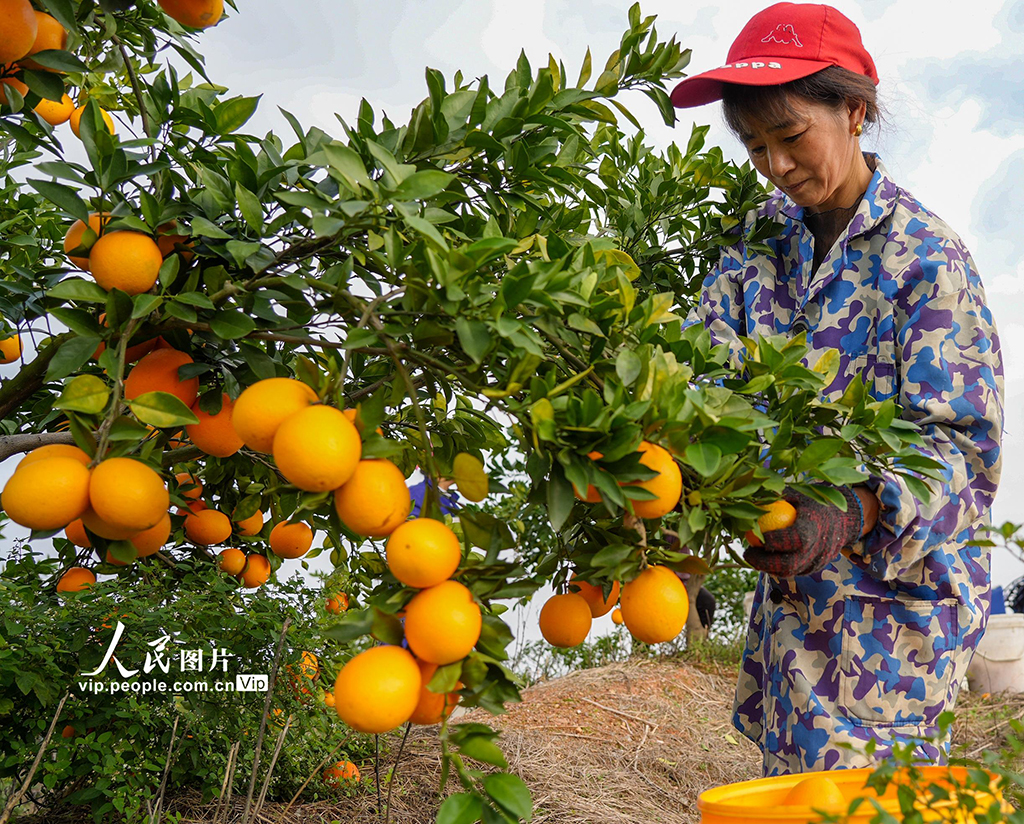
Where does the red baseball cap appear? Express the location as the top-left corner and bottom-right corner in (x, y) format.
(670, 3), (878, 109)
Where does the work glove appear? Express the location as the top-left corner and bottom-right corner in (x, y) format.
(744, 485), (864, 578)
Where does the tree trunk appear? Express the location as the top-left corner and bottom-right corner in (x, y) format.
(684, 573), (708, 646)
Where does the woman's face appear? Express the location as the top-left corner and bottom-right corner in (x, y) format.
(737, 96), (868, 213)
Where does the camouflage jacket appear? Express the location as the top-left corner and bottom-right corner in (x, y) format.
(685, 154), (1004, 776)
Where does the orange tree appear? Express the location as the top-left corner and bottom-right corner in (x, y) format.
(0, 1), (943, 821)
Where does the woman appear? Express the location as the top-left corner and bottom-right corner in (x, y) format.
(670, 2), (1004, 776)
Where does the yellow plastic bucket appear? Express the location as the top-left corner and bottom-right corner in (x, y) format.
(698, 766), (1008, 824)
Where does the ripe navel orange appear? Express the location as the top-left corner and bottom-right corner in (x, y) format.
(271, 405), (361, 492)
(0, 332), (21, 363)
(572, 450), (605, 502)
(333, 458), (411, 537)
(33, 92), (74, 125)
(20, 11), (66, 71)
(88, 231), (161, 295)
(69, 104), (115, 137)
(323, 759), (360, 788)
(130, 512), (171, 557)
(184, 509), (231, 546)
(409, 659), (461, 725)
(186, 394), (244, 457)
(403, 580), (482, 665)
(385, 518), (461, 588)
(158, 0), (223, 28)
(334, 645), (421, 733)
(88, 457), (168, 532)
(619, 565), (689, 644)
(234, 509), (264, 536)
(568, 575), (620, 618)
(746, 500), (798, 547)
(0, 0), (37, 64)
(56, 566), (95, 593)
(239, 554), (270, 588)
(326, 592), (349, 614)
(625, 441), (682, 519)
(231, 377), (318, 453)
(65, 518), (92, 548)
(538, 592), (592, 648)
(17, 443), (90, 469)
(218, 547), (246, 575)
(269, 520), (313, 559)
(63, 213), (108, 271)
(1, 456), (90, 530)
(124, 348), (200, 407)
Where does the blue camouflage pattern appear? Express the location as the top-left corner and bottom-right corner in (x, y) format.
(685, 154), (1004, 776)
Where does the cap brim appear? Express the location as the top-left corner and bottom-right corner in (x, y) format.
(670, 58), (833, 108)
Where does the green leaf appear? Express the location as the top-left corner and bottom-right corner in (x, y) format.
(27, 179), (89, 224)
(21, 69), (64, 103)
(615, 348), (641, 386)
(47, 279), (109, 303)
(45, 336), (101, 381)
(546, 468), (574, 534)
(459, 736), (509, 768)
(370, 609), (404, 645)
(24, 49), (87, 73)
(55, 374), (109, 415)
(127, 391), (200, 428)
(215, 95), (261, 134)
(131, 294), (163, 319)
(323, 608), (374, 642)
(210, 309), (256, 340)
(796, 438), (844, 473)
(235, 182), (264, 233)
(323, 142), (372, 191)
(391, 169), (453, 201)
(483, 774), (532, 821)
(404, 213), (448, 251)
(590, 542), (632, 568)
(684, 443), (721, 477)
(190, 216), (231, 239)
(437, 793), (484, 824)
(455, 318), (491, 364)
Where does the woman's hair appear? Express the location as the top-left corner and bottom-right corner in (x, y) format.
(721, 66), (882, 140)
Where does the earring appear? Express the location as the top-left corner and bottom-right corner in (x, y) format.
(854, 122), (863, 137)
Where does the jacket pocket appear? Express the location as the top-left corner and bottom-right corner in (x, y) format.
(846, 354), (898, 401)
(839, 596), (958, 727)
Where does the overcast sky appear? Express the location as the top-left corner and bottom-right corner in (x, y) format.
(2, 0), (1022, 636)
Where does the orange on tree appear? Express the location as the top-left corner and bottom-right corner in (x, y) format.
(619, 565), (689, 644)
(65, 518), (92, 548)
(186, 394), (244, 457)
(409, 659), (461, 726)
(20, 10), (65, 70)
(385, 517), (461, 589)
(156, 221), (194, 261)
(63, 213), (109, 271)
(81, 507), (138, 540)
(297, 650), (318, 679)
(271, 404), (361, 492)
(130, 512), (172, 557)
(234, 509), (263, 536)
(0, 0), (37, 64)
(89, 457), (169, 532)
(323, 760), (360, 788)
(56, 567), (95, 593)
(333, 458), (411, 537)
(158, 0), (223, 29)
(174, 471), (202, 500)
(69, 104), (115, 137)
(88, 231), (162, 295)
(322, 690), (335, 708)
(0, 77), (27, 106)
(745, 499), (798, 547)
(61, 724), (75, 739)
(17, 443), (90, 469)
(326, 592), (349, 614)
(174, 499), (206, 518)
(124, 348), (200, 407)
(1, 456), (90, 530)
(342, 407), (384, 435)
(184, 509), (232, 546)
(239, 554), (271, 589)
(403, 580), (482, 665)
(91, 313), (159, 363)
(538, 592), (592, 648)
(218, 547), (246, 575)
(611, 607), (624, 625)
(231, 377), (317, 453)
(568, 574), (620, 618)
(625, 441), (682, 519)
(333, 645), (421, 733)
(0, 332), (21, 364)
(269, 520), (312, 559)
(572, 450), (604, 502)
(33, 92), (74, 125)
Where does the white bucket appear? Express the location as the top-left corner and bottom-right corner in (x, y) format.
(966, 613), (1024, 695)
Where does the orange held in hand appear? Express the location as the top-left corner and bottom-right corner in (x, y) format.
(745, 500), (798, 547)
(538, 592), (592, 648)
(334, 645), (421, 734)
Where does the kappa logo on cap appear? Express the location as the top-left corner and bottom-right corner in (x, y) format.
(761, 24), (803, 47)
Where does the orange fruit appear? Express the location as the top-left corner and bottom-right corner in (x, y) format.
(1, 457), (90, 530)
(174, 471), (202, 500)
(625, 441), (682, 519)
(124, 348), (200, 407)
(323, 760), (360, 788)
(92, 313), (159, 363)
(156, 221), (194, 262)
(409, 659), (460, 726)
(184, 509), (231, 546)
(63, 213), (109, 271)
(20, 11), (66, 71)
(103, 548), (127, 567)
(81, 507), (137, 540)
(326, 592), (349, 614)
(323, 690), (335, 708)
(782, 776), (846, 810)
(619, 565), (689, 644)
(218, 547), (246, 575)
(174, 499), (206, 518)
(17, 443), (90, 469)
(342, 407), (384, 436)
(88, 231), (161, 295)
(271, 405), (361, 492)
(65, 518), (92, 548)
(186, 394), (244, 457)
(56, 567), (95, 593)
(333, 645), (421, 733)
(611, 607), (623, 625)
(403, 580), (482, 665)
(538, 592), (592, 648)
(572, 450), (604, 502)
(295, 651), (318, 680)
(0, 77), (27, 106)
(385, 518), (461, 589)
(69, 104), (115, 138)
(89, 457), (168, 532)
(746, 500), (798, 547)
(0, 0), (37, 64)
(568, 575), (620, 618)
(130, 512), (171, 557)
(333, 458), (411, 537)
(234, 509), (263, 536)
(61, 724), (75, 739)
(158, 0), (223, 28)
(232, 378), (318, 453)
(239, 554), (271, 588)
(0, 332), (21, 363)
(33, 92), (74, 125)
(269, 520), (312, 559)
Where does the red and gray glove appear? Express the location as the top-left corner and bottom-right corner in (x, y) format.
(744, 486), (864, 578)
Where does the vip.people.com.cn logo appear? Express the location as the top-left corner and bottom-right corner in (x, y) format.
(77, 621), (268, 695)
